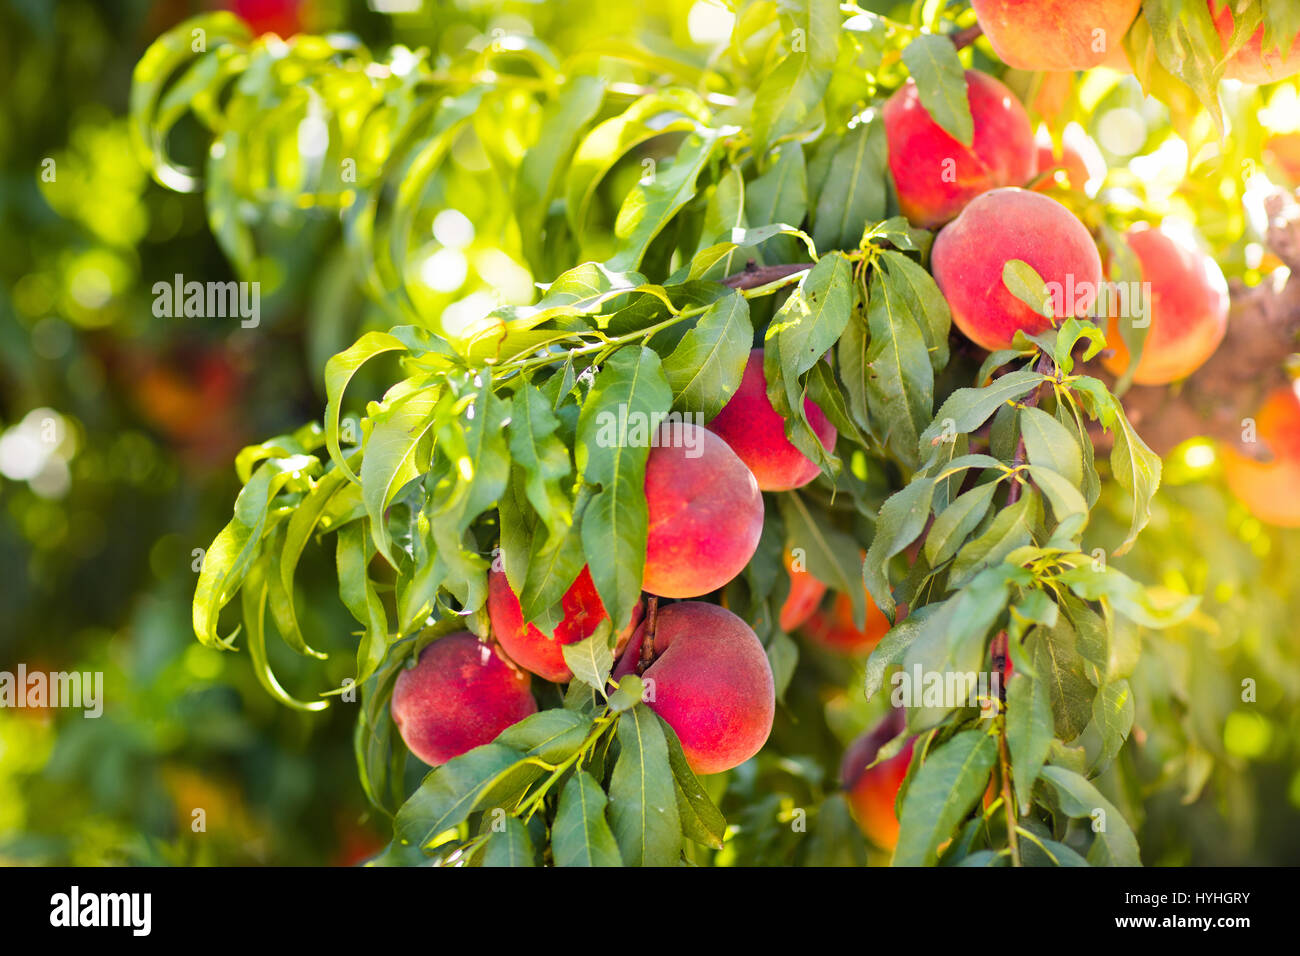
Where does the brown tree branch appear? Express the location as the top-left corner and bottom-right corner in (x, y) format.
(951, 24), (984, 51)
(721, 261), (811, 290)
(1091, 190), (1300, 458)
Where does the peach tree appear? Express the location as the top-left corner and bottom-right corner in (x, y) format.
(133, 0), (1300, 865)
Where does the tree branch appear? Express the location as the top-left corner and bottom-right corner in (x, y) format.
(951, 24), (983, 50)
(721, 261), (812, 290)
(1092, 190), (1300, 458)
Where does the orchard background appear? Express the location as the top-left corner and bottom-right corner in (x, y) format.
(1, 0), (1299, 867)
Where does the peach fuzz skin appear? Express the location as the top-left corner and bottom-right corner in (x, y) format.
(972, 0), (1140, 71)
(613, 602), (775, 775)
(1222, 383), (1300, 528)
(841, 712), (914, 850)
(1102, 225), (1228, 386)
(778, 553), (827, 633)
(487, 565), (638, 683)
(1209, 1), (1300, 84)
(707, 348), (836, 492)
(801, 588), (891, 656)
(883, 70), (1036, 230)
(931, 187), (1103, 352)
(642, 423), (764, 599)
(391, 632), (537, 767)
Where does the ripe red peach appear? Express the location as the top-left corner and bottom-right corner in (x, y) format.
(1034, 123), (1107, 197)
(883, 70), (1036, 230)
(841, 713), (914, 849)
(1210, 1), (1300, 84)
(931, 187), (1103, 351)
(778, 552), (827, 633)
(801, 588), (891, 655)
(971, 0), (1140, 71)
(487, 566), (638, 683)
(614, 602), (775, 775)
(1102, 225), (1229, 385)
(706, 349), (836, 491)
(642, 423), (764, 598)
(1222, 383), (1300, 528)
(391, 632), (537, 766)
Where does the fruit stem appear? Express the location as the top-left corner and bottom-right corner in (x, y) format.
(638, 595), (659, 675)
(991, 629), (1020, 866)
(950, 23), (983, 50)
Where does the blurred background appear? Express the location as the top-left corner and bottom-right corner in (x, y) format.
(1, 0), (1298, 865)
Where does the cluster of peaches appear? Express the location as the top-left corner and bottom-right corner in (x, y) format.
(389, 0), (1300, 852)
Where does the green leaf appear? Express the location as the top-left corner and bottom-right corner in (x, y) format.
(1025, 618), (1096, 742)
(607, 126), (724, 273)
(193, 455), (316, 649)
(863, 260), (935, 470)
(516, 74), (606, 271)
(337, 522), (390, 686)
(750, 0), (841, 154)
(661, 291), (752, 418)
(1091, 679), (1135, 771)
(1002, 259), (1054, 319)
(1006, 672), (1054, 814)
(324, 333), (409, 485)
(394, 743), (541, 850)
(1040, 765), (1141, 866)
(608, 705), (682, 866)
(361, 383), (439, 564)
(659, 716), (727, 849)
(768, 251), (855, 377)
(920, 370), (1046, 449)
(901, 33), (973, 146)
(924, 479), (999, 567)
(1057, 565), (1198, 628)
(1019, 406), (1083, 487)
(778, 492), (866, 627)
(1108, 413), (1161, 556)
(475, 817), (537, 867)
(812, 119), (888, 251)
(577, 347), (672, 631)
(863, 476), (936, 619)
(497, 709), (593, 764)
(949, 492), (1040, 587)
(745, 144), (808, 264)
(880, 250), (952, 371)
(561, 627), (616, 695)
(507, 386), (574, 545)
(553, 771), (623, 867)
(893, 730), (997, 866)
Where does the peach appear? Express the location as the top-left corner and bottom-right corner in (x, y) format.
(1102, 225), (1229, 385)
(1222, 383), (1300, 528)
(706, 349), (836, 491)
(778, 552), (827, 633)
(883, 70), (1036, 230)
(1210, 1), (1300, 84)
(841, 713), (914, 849)
(614, 602), (775, 775)
(487, 566), (639, 683)
(801, 588), (891, 655)
(1265, 132), (1300, 185)
(972, 0), (1140, 71)
(1033, 123), (1107, 197)
(931, 187), (1103, 351)
(391, 632), (537, 766)
(642, 423), (764, 598)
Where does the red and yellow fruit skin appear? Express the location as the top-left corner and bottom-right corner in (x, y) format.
(707, 349), (837, 492)
(883, 71), (1037, 230)
(1265, 132), (1300, 185)
(1033, 124), (1107, 197)
(390, 632), (537, 767)
(1210, 1), (1300, 84)
(1222, 383), (1300, 528)
(972, 0), (1139, 71)
(643, 424), (764, 598)
(613, 602), (775, 775)
(778, 554), (827, 633)
(841, 715), (914, 850)
(487, 566), (638, 683)
(801, 589), (891, 656)
(1102, 225), (1229, 386)
(931, 187), (1103, 352)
